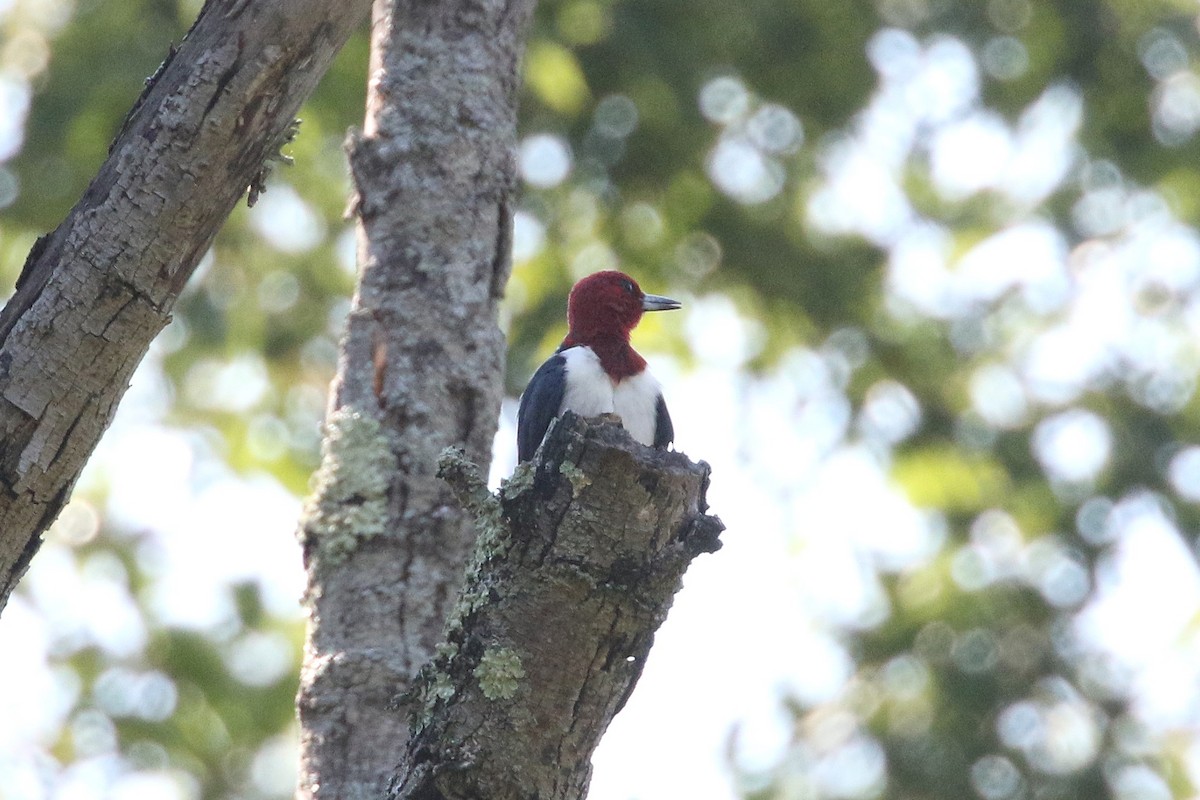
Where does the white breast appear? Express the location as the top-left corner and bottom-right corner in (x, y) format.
(559, 346), (662, 446)
(559, 346), (614, 417)
(612, 371), (662, 446)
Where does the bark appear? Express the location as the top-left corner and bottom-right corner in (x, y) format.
(391, 413), (724, 800)
(0, 0), (371, 614)
(294, 0), (536, 797)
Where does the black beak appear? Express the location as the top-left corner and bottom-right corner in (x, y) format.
(642, 293), (681, 312)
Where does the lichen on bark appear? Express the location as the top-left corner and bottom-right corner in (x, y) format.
(298, 405), (394, 566)
(474, 647), (525, 700)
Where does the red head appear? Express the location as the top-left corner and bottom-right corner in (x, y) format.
(562, 271), (680, 378)
(565, 271), (680, 343)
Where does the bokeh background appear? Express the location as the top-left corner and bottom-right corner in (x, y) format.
(3, 0), (1200, 798)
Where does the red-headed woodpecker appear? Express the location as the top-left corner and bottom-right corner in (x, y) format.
(517, 271), (681, 462)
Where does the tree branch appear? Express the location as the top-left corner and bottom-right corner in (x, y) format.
(390, 413), (724, 800)
(0, 0), (372, 613)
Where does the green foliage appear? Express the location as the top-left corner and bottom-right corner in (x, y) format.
(5, 0), (1200, 798)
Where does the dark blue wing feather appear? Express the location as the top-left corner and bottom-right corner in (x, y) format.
(653, 394), (674, 449)
(517, 353), (567, 462)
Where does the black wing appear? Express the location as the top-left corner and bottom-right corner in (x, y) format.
(517, 353), (567, 462)
(653, 393), (674, 449)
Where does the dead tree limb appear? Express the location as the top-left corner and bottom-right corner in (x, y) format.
(391, 413), (724, 800)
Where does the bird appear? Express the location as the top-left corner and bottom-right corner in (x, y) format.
(517, 270), (681, 462)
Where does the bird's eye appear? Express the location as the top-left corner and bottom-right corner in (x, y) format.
(620, 279), (635, 294)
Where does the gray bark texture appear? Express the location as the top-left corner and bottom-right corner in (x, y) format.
(0, 0), (372, 614)
(392, 413), (724, 800)
(294, 0), (536, 797)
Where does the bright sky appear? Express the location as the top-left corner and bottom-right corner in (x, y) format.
(4, 20), (1200, 800)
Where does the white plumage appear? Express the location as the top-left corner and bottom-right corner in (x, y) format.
(559, 346), (664, 447)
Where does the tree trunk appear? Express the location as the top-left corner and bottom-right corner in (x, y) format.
(294, 0), (536, 796)
(0, 0), (372, 615)
(392, 413), (723, 800)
